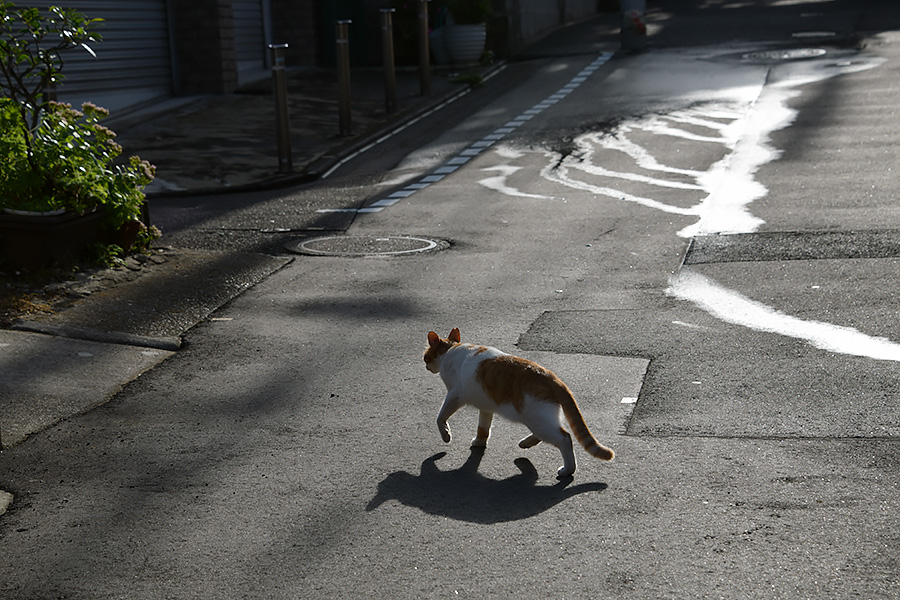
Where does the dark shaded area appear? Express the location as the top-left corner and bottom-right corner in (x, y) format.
(367, 449), (607, 523)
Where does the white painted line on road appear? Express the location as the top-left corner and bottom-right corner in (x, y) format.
(318, 53), (613, 214)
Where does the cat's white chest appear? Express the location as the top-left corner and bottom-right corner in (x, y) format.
(440, 345), (510, 412)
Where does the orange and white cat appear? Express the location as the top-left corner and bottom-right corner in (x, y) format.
(424, 328), (614, 478)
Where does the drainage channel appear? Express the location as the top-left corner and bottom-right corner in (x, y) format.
(285, 235), (449, 257)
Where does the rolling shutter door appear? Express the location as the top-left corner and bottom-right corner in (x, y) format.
(23, 1), (172, 114)
(233, 0), (269, 84)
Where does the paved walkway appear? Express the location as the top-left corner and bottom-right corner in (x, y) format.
(114, 64), (502, 196)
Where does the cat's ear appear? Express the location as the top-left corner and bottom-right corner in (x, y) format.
(428, 331), (441, 347)
(449, 328), (461, 343)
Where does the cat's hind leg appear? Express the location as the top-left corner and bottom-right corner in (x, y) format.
(518, 434), (542, 449)
(471, 410), (494, 448)
(525, 416), (577, 478)
(552, 429), (577, 478)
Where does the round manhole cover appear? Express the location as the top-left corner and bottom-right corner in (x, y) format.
(286, 235), (449, 257)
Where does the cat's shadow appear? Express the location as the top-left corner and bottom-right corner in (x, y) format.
(366, 448), (607, 523)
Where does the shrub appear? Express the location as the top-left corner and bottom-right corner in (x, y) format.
(0, 2), (155, 232)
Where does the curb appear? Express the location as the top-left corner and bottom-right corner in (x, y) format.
(11, 320), (182, 352)
(144, 61), (508, 200)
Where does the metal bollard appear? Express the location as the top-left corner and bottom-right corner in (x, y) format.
(268, 43), (292, 173)
(336, 20), (352, 136)
(418, 0), (431, 96)
(381, 9), (397, 114)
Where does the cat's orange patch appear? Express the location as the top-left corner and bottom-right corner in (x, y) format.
(475, 355), (559, 410)
(475, 354), (615, 462)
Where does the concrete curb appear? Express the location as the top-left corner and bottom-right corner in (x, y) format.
(144, 61), (508, 200)
(11, 320), (182, 352)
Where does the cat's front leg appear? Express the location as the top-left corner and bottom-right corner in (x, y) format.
(437, 393), (462, 443)
(471, 410), (493, 447)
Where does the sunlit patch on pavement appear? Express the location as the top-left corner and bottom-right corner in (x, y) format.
(667, 268), (900, 362)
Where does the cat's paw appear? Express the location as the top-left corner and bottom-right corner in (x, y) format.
(470, 437), (488, 448)
(556, 465), (575, 478)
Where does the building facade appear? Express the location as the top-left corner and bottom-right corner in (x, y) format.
(21, 0), (318, 113)
(15, 1), (603, 115)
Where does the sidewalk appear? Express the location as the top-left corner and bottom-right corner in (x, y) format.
(115, 63), (505, 197)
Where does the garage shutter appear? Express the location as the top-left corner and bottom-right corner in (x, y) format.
(21, 1), (173, 114)
(233, 0), (270, 84)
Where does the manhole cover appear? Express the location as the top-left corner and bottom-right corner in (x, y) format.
(741, 48), (827, 62)
(286, 235), (449, 257)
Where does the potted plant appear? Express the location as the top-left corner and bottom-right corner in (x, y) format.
(443, 0), (491, 66)
(0, 3), (157, 270)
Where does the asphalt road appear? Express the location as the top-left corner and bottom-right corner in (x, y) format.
(3, 1), (900, 598)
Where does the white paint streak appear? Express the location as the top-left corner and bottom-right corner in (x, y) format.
(541, 154), (696, 216)
(479, 165), (554, 199)
(668, 269), (900, 362)
(596, 132), (703, 177)
(534, 53), (890, 362)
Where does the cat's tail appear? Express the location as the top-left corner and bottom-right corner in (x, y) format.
(555, 383), (615, 461)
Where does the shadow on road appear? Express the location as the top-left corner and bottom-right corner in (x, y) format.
(366, 448), (607, 524)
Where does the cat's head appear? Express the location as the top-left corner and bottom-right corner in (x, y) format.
(424, 328), (461, 373)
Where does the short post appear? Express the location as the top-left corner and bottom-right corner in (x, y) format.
(381, 9), (397, 114)
(417, 0), (432, 96)
(268, 43), (292, 173)
(336, 20), (353, 136)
